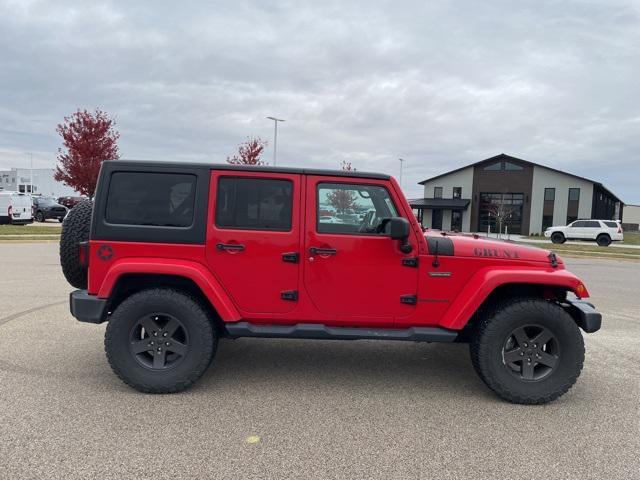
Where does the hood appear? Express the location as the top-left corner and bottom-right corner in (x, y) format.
(426, 232), (562, 266)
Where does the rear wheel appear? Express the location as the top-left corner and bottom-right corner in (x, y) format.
(550, 232), (565, 244)
(470, 298), (584, 404)
(105, 288), (216, 393)
(596, 234), (611, 247)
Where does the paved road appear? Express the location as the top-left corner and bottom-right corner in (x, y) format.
(0, 243), (638, 480)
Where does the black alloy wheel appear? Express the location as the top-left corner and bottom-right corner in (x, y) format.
(36, 211), (45, 222)
(502, 325), (559, 381)
(105, 288), (216, 393)
(129, 314), (189, 370)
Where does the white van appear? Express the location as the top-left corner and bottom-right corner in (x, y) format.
(0, 191), (33, 225)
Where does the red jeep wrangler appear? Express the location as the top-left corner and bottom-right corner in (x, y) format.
(61, 161), (601, 403)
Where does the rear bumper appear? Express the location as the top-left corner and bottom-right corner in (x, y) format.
(564, 299), (602, 333)
(11, 218), (33, 225)
(69, 290), (108, 324)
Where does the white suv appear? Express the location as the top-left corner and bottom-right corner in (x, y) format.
(544, 219), (624, 246)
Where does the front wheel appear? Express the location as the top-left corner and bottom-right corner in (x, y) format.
(550, 232), (565, 244)
(35, 211), (45, 222)
(470, 298), (584, 404)
(105, 288), (217, 393)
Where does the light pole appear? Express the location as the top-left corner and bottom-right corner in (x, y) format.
(266, 116), (285, 166)
(398, 158), (404, 189)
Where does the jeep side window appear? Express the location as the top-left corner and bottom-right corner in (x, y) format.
(215, 177), (293, 231)
(317, 183), (398, 235)
(105, 172), (196, 227)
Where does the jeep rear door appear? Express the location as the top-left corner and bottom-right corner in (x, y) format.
(207, 171), (301, 315)
(303, 176), (419, 324)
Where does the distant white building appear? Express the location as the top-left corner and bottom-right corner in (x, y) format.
(0, 168), (78, 197)
(622, 205), (640, 231)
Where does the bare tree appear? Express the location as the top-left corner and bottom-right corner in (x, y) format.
(486, 202), (518, 238)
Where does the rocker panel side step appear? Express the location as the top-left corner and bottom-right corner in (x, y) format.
(225, 322), (458, 343)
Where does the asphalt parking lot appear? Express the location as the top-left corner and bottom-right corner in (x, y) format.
(0, 243), (638, 480)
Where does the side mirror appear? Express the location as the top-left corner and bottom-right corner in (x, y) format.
(388, 217), (410, 240)
(386, 217), (413, 253)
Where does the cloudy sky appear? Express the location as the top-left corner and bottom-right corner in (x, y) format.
(1, 0), (639, 202)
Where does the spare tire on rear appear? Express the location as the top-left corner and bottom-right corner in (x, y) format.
(60, 201), (93, 289)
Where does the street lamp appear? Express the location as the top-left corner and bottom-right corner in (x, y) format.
(266, 116), (285, 166)
(398, 158), (405, 188)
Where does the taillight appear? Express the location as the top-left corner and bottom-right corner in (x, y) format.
(78, 241), (89, 268)
(618, 226), (623, 233)
(7, 205), (12, 217)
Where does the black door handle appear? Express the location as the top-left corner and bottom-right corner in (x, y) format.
(216, 243), (245, 252)
(309, 247), (337, 255)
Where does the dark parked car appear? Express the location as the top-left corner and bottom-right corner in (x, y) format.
(58, 196), (86, 209)
(33, 196), (67, 222)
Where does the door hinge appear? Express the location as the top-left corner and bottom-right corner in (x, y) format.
(400, 294), (417, 305)
(282, 252), (299, 263)
(402, 257), (419, 268)
(281, 290), (298, 301)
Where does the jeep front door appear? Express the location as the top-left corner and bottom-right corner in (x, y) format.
(303, 176), (419, 324)
(207, 171), (300, 315)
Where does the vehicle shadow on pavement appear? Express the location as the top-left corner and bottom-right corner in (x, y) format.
(197, 338), (492, 400)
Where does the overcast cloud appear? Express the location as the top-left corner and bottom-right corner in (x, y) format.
(1, 0), (639, 201)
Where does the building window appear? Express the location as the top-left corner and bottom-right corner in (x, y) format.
(433, 187), (443, 198)
(504, 162), (524, 171)
(568, 188), (580, 201)
(567, 188), (580, 225)
(453, 187), (462, 199)
(483, 162), (502, 171)
(542, 187), (555, 231)
(544, 188), (555, 201)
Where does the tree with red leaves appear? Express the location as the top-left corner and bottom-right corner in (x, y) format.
(54, 109), (120, 199)
(227, 137), (268, 165)
(341, 160), (356, 171)
(327, 161), (358, 212)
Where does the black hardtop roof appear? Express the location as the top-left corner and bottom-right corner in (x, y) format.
(103, 160), (391, 180)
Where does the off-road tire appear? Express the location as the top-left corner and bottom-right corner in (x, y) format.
(105, 288), (216, 394)
(596, 234), (611, 247)
(550, 232), (565, 244)
(59, 201), (93, 289)
(470, 298), (584, 404)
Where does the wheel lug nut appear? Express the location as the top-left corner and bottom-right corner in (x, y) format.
(149, 341), (154, 346)
(165, 342), (170, 346)
(520, 352), (524, 356)
(523, 342), (528, 347)
(157, 347), (162, 352)
(153, 331), (158, 336)
(163, 332), (168, 337)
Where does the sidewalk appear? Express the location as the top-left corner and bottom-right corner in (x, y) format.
(474, 232), (640, 250)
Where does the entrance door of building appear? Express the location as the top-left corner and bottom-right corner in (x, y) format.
(478, 193), (524, 234)
(432, 209), (443, 230)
